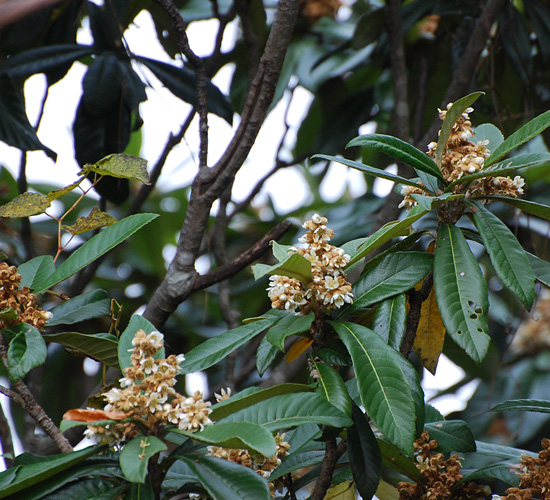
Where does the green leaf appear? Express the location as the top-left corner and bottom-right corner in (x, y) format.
(472, 123), (504, 151)
(527, 253), (550, 287)
(266, 313), (314, 351)
(33, 213), (159, 293)
(256, 335), (279, 377)
(170, 422), (276, 457)
(178, 455), (270, 500)
(347, 404), (382, 500)
(210, 383), (314, 421)
(434, 92), (484, 167)
(81, 154), (150, 184)
(17, 256), (55, 290)
(61, 207), (118, 235)
(119, 436), (167, 483)
(270, 450), (325, 480)
(475, 440), (537, 460)
(271, 241), (294, 261)
(433, 223), (490, 363)
(372, 294), (407, 351)
(43, 332), (118, 367)
(461, 460), (522, 487)
(180, 316), (282, 375)
(424, 420), (476, 453)
(395, 355), (425, 438)
(0, 192), (50, 218)
(313, 154), (431, 192)
(118, 315), (162, 372)
(343, 208), (429, 269)
(347, 252), (433, 314)
(491, 399), (550, 413)
(347, 134), (444, 180)
(7, 324), (47, 382)
(470, 201), (534, 308)
(480, 196), (550, 220)
(47, 290), (111, 326)
(252, 252), (312, 285)
(331, 321), (416, 455)
(313, 361), (352, 417)
(377, 440), (422, 483)
(217, 392), (352, 432)
(485, 109), (550, 167)
(25, 478), (128, 500)
(0, 446), (104, 499)
(446, 152), (550, 192)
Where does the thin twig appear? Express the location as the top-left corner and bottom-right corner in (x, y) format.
(0, 398), (14, 468)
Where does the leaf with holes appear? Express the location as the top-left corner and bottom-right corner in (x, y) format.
(0, 192), (50, 218)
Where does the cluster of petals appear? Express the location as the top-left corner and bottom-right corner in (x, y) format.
(267, 214), (353, 314)
(84, 329), (212, 445)
(399, 104), (526, 210)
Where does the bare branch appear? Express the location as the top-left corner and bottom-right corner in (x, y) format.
(0, 398), (14, 468)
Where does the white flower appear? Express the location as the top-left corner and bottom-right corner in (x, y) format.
(104, 388), (123, 404)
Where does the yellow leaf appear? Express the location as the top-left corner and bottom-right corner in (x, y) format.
(285, 337), (313, 363)
(323, 480), (355, 500)
(81, 153), (150, 184)
(375, 479), (400, 500)
(47, 178), (85, 202)
(413, 285), (446, 374)
(62, 207), (118, 235)
(0, 192), (50, 218)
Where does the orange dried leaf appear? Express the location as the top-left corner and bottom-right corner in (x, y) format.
(286, 337), (313, 363)
(63, 408), (132, 423)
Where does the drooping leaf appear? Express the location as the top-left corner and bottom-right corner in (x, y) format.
(372, 294), (407, 351)
(347, 404), (382, 500)
(433, 223), (490, 363)
(178, 455), (270, 500)
(119, 436), (167, 483)
(331, 322), (416, 455)
(485, 109), (550, 167)
(17, 255), (55, 290)
(313, 154), (431, 192)
(266, 312), (314, 351)
(347, 252), (433, 314)
(81, 53), (122, 114)
(32, 213), (159, 293)
(169, 422), (276, 457)
(179, 315), (282, 374)
(424, 420), (476, 453)
(61, 207), (118, 235)
(0, 192), (50, 218)
(313, 361), (352, 417)
(81, 154), (150, 184)
(256, 335), (279, 377)
(217, 392), (352, 431)
(413, 285), (446, 375)
(47, 290), (111, 326)
(7, 324), (47, 382)
(118, 315), (162, 371)
(43, 332), (118, 367)
(434, 92), (484, 167)
(470, 201), (534, 308)
(491, 399), (550, 413)
(347, 134), (444, 181)
(252, 252), (312, 285)
(285, 337), (313, 363)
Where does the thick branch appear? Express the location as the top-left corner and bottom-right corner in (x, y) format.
(143, 0), (300, 328)
(310, 439), (347, 500)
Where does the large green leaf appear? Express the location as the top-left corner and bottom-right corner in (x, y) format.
(43, 332), (118, 367)
(178, 455), (270, 500)
(395, 355), (425, 438)
(480, 196), (550, 220)
(470, 201), (534, 308)
(313, 360), (352, 417)
(7, 323), (47, 382)
(210, 383), (314, 421)
(372, 294), (407, 351)
(347, 134), (444, 180)
(433, 223), (490, 363)
(461, 460), (522, 487)
(424, 420), (476, 453)
(119, 436), (167, 483)
(169, 422), (276, 457)
(252, 252), (312, 285)
(347, 403), (382, 500)
(270, 450), (325, 480)
(331, 322), (416, 455)
(24, 478), (128, 500)
(33, 214), (159, 293)
(527, 253), (550, 287)
(347, 252), (433, 314)
(491, 399), (550, 413)
(434, 92), (484, 167)
(313, 154), (431, 192)
(217, 392), (352, 431)
(266, 313), (314, 351)
(180, 315), (282, 374)
(17, 255), (55, 290)
(47, 290), (111, 326)
(485, 109), (550, 166)
(118, 315), (162, 371)
(0, 446), (104, 499)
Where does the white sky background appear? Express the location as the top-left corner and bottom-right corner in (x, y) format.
(0, 5), (478, 466)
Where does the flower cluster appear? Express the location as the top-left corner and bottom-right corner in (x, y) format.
(84, 329), (212, 445)
(398, 431), (491, 499)
(208, 433), (290, 497)
(399, 104), (525, 209)
(267, 214), (353, 314)
(511, 288), (550, 355)
(0, 261), (51, 330)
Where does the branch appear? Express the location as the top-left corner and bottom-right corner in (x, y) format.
(144, 0), (300, 328)
(309, 439), (347, 500)
(401, 270), (433, 357)
(0, 395), (15, 468)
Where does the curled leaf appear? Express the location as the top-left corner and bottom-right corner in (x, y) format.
(62, 207), (118, 235)
(81, 154), (150, 184)
(0, 192), (50, 218)
(63, 408), (133, 423)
